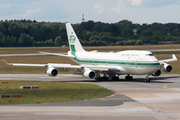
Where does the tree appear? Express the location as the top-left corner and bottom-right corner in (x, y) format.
(45, 39), (54, 46)
(165, 36), (173, 42)
(9, 36), (17, 46)
(124, 27), (133, 38)
(2, 36), (7, 46)
(0, 32), (4, 39)
(135, 40), (143, 45)
(0, 32), (5, 45)
(150, 40), (158, 44)
(18, 33), (33, 46)
(0, 19), (180, 47)
(54, 36), (62, 46)
(0, 23), (6, 35)
(171, 28), (179, 36)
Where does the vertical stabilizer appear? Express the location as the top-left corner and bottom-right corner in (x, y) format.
(66, 23), (85, 53)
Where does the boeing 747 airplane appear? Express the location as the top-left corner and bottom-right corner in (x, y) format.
(2, 23), (178, 82)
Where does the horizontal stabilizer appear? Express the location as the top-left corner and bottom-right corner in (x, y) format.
(40, 52), (74, 58)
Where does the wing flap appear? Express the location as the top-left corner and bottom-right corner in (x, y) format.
(48, 63), (81, 69)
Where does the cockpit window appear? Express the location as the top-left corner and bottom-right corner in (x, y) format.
(146, 54), (154, 56)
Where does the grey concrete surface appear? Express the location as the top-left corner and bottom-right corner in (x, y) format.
(0, 74), (180, 120)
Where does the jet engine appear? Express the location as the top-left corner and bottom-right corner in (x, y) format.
(161, 63), (172, 73)
(151, 69), (161, 76)
(46, 68), (58, 77)
(83, 70), (95, 79)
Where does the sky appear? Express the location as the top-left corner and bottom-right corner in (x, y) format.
(0, 0), (180, 24)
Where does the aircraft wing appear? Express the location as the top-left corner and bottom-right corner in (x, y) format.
(39, 52), (74, 58)
(0, 53), (46, 57)
(159, 54), (178, 65)
(2, 59), (80, 69)
(2, 59), (126, 74)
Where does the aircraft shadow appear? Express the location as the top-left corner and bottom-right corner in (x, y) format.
(58, 75), (180, 83)
(59, 77), (179, 84)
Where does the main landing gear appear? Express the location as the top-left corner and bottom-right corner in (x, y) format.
(95, 76), (108, 81)
(125, 74), (133, 80)
(95, 75), (119, 81)
(125, 74), (151, 83)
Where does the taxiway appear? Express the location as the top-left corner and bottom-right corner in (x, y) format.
(0, 74), (180, 120)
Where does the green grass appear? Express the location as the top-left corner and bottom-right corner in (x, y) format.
(162, 68), (180, 74)
(0, 80), (113, 105)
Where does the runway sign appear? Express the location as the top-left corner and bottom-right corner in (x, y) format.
(0, 95), (10, 98)
(0, 82), (8, 84)
(0, 95), (22, 98)
(11, 95), (22, 98)
(19, 86), (39, 89)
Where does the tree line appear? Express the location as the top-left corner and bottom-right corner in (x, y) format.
(0, 19), (180, 47)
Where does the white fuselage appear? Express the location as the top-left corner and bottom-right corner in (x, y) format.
(69, 50), (160, 75)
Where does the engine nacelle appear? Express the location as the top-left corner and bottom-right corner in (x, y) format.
(46, 68), (58, 77)
(83, 70), (95, 79)
(151, 69), (161, 76)
(161, 63), (172, 73)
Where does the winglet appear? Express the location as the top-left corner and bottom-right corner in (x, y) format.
(2, 59), (11, 65)
(172, 54), (177, 60)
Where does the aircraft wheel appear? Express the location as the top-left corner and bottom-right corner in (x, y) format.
(145, 78), (150, 83)
(95, 77), (100, 82)
(125, 75), (133, 80)
(104, 77), (109, 81)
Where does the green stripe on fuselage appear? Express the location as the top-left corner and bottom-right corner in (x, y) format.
(70, 45), (160, 66)
(77, 59), (159, 66)
(74, 56), (159, 66)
